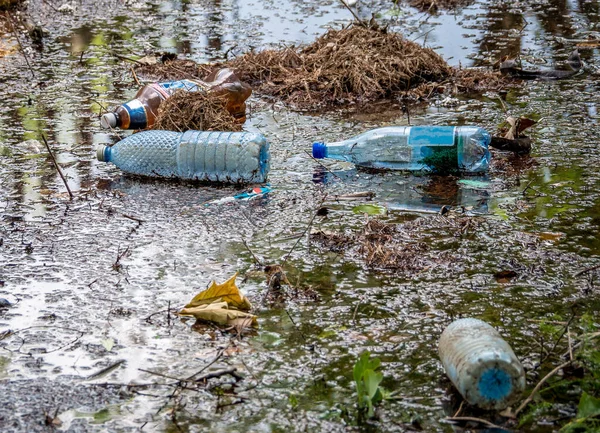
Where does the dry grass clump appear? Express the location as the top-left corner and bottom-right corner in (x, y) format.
(135, 59), (212, 81)
(152, 90), (242, 132)
(312, 216), (470, 273)
(228, 23), (452, 110)
(358, 220), (431, 272)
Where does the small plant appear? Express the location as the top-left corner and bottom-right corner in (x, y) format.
(353, 351), (385, 418)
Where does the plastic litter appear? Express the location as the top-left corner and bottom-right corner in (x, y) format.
(97, 130), (270, 184)
(438, 318), (526, 410)
(100, 68), (251, 130)
(205, 185), (272, 205)
(312, 126), (491, 173)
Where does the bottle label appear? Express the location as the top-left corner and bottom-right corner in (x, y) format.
(408, 126), (455, 146)
(159, 80), (204, 96)
(124, 99), (149, 130)
(409, 126), (458, 174)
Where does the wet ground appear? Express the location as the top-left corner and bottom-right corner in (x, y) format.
(0, 0), (599, 432)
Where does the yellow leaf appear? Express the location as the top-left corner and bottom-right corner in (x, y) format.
(185, 273), (252, 310)
(179, 301), (258, 327)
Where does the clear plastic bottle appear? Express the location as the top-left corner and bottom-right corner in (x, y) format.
(100, 68), (252, 130)
(96, 130), (270, 184)
(312, 126), (491, 173)
(438, 318), (526, 410)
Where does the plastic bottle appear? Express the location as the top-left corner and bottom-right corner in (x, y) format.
(96, 130), (270, 184)
(100, 68), (252, 130)
(438, 318), (526, 410)
(312, 126), (491, 173)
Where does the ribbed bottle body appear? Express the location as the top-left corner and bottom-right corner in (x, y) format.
(438, 318), (525, 410)
(100, 130), (270, 184)
(312, 126), (490, 172)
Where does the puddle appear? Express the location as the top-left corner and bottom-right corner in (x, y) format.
(1, 0), (600, 432)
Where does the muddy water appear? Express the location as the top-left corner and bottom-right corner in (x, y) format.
(0, 0), (599, 432)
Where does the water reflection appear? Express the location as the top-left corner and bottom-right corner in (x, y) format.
(312, 166), (490, 215)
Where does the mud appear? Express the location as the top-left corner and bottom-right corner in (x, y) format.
(0, 0), (599, 432)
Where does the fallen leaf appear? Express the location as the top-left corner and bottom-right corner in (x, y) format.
(502, 116), (537, 140)
(179, 301), (258, 327)
(185, 273), (252, 310)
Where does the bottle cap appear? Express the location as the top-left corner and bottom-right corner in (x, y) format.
(100, 113), (117, 129)
(312, 142), (327, 159)
(96, 145), (108, 162)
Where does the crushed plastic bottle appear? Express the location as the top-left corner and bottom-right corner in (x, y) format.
(312, 126), (491, 173)
(100, 68), (252, 130)
(438, 318), (526, 410)
(96, 130), (270, 184)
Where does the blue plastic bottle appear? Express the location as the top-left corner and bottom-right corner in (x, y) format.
(438, 318), (526, 410)
(312, 126), (491, 173)
(97, 130), (270, 184)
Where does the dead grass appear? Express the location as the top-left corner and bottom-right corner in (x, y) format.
(449, 68), (512, 93)
(312, 215), (471, 273)
(151, 90), (242, 132)
(227, 23), (452, 109)
(358, 220), (431, 272)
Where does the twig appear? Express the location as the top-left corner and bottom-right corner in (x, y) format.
(304, 150), (341, 180)
(574, 263), (600, 277)
(130, 66), (141, 86)
(242, 239), (263, 266)
(352, 302), (360, 325)
(568, 327), (573, 361)
(195, 367), (242, 382)
(167, 300), (171, 328)
(521, 180), (534, 196)
(112, 53), (143, 64)
(41, 134), (73, 200)
(41, 0), (59, 12)
(446, 416), (503, 429)
(285, 309), (308, 343)
(282, 194), (328, 265)
(186, 350), (224, 381)
(537, 312), (576, 367)
(86, 359), (127, 380)
(338, 0), (368, 28)
(138, 368), (182, 382)
(121, 213), (145, 223)
(6, 13), (35, 79)
(514, 360), (572, 416)
(453, 400), (465, 417)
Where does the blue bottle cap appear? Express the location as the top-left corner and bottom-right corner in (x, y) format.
(312, 142), (327, 159)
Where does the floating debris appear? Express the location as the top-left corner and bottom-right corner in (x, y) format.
(228, 24), (451, 109)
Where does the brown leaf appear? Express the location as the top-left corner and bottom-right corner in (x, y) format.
(185, 273), (252, 310)
(179, 301), (258, 327)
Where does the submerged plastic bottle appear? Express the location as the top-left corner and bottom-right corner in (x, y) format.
(438, 318), (526, 410)
(96, 130), (270, 184)
(100, 68), (252, 130)
(312, 126), (491, 173)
